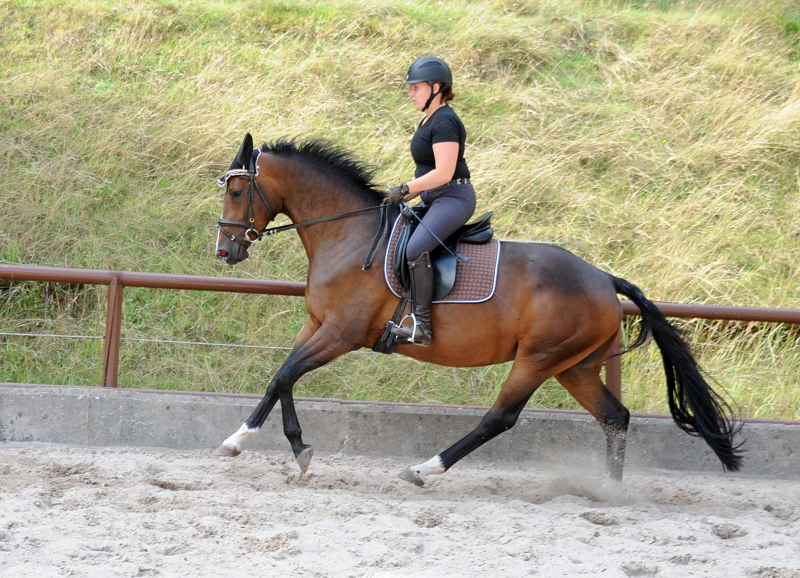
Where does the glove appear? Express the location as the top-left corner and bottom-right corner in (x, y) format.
(388, 183), (409, 204)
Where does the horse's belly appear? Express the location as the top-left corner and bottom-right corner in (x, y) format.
(395, 310), (518, 367)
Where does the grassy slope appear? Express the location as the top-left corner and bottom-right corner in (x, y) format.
(1, 0), (799, 418)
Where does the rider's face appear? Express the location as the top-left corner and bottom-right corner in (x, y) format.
(408, 82), (441, 112)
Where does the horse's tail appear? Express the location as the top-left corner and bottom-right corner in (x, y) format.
(612, 276), (744, 472)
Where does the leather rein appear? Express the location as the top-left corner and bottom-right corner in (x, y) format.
(216, 168), (391, 269)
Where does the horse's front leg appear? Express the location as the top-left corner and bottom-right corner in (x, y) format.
(215, 317), (355, 473)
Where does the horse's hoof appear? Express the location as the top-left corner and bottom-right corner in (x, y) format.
(398, 467), (425, 487)
(296, 447), (313, 474)
(214, 444), (241, 457)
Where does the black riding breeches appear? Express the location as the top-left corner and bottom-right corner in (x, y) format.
(406, 183), (477, 262)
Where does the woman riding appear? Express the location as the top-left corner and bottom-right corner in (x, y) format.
(388, 56), (477, 347)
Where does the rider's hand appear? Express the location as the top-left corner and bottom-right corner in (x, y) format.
(388, 183), (409, 204)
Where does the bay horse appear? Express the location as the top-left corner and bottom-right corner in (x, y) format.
(213, 133), (742, 488)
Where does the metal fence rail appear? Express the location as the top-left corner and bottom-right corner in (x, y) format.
(2, 263), (799, 397)
(1, 264), (304, 388)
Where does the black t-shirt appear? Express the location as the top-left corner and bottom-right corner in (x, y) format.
(410, 105), (471, 181)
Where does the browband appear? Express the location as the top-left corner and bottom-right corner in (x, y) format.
(217, 149), (261, 187)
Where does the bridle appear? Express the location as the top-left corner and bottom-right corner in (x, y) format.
(216, 161), (391, 269)
(217, 167), (278, 249)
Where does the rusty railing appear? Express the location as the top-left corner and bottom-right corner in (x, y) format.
(2, 263), (799, 398)
(0, 264), (304, 388)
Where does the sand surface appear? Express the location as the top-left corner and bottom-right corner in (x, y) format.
(1, 444), (799, 578)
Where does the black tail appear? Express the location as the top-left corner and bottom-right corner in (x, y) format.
(613, 277), (744, 472)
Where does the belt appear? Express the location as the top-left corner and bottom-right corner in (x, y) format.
(446, 178), (470, 185)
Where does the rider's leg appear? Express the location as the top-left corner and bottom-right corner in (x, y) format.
(393, 189), (475, 346)
(404, 189), (476, 262)
(391, 251), (434, 345)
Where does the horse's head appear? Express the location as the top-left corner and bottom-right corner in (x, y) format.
(215, 133), (278, 265)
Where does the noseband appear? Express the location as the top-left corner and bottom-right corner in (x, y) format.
(217, 168), (277, 249)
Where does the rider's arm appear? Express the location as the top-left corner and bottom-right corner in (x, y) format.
(402, 141), (459, 201)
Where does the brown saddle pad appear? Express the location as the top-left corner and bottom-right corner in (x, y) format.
(384, 215), (501, 303)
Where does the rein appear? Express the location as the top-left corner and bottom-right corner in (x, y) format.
(258, 204), (387, 238)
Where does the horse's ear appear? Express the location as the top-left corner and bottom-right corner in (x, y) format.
(235, 133), (254, 169)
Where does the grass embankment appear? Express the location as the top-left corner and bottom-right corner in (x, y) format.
(1, 0), (799, 419)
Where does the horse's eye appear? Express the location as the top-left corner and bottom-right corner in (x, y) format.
(231, 189), (243, 199)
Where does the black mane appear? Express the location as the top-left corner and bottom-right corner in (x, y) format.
(260, 138), (387, 203)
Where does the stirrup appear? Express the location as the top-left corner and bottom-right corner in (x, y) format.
(391, 312), (418, 342)
(390, 313), (431, 346)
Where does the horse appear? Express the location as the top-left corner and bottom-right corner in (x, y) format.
(213, 133), (743, 488)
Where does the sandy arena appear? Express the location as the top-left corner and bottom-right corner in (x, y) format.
(1, 444), (799, 578)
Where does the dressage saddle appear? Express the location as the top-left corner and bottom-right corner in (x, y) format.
(393, 208), (494, 301)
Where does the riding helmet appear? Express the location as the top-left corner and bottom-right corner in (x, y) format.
(403, 57), (453, 93)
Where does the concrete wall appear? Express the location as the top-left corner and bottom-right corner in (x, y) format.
(1, 383), (798, 479)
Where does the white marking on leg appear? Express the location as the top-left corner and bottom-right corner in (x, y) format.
(409, 455), (445, 484)
(222, 423), (260, 452)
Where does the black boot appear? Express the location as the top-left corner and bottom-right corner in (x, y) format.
(391, 251), (433, 346)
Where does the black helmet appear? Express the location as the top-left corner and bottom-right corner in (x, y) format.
(404, 57), (453, 93)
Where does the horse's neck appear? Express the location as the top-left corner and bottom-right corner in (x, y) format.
(284, 182), (379, 265)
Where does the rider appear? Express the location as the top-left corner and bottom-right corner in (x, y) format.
(388, 56), (477, 347)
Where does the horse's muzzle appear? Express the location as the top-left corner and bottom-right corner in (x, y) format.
(216, 245), (249, 265)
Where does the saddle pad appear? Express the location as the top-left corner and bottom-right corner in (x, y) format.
(384, 215), (501, 303)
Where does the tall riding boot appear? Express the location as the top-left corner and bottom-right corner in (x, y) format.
(391, 251), (434, 346)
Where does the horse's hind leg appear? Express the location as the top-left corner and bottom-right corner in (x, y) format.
(398, 332), (627, 487)
(555, 341), (630, 485)
(399, 360), (547, 486)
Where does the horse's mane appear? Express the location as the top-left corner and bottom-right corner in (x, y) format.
(260, 138), (387, 203)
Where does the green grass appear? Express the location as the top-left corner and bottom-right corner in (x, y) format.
(1, 0), (799, 419)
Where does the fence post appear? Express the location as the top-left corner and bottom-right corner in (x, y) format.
(102, 276), (123, 388)
(605, 328), (623, 401)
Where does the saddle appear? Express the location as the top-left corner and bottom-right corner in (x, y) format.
(393, 207), (494, 301)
